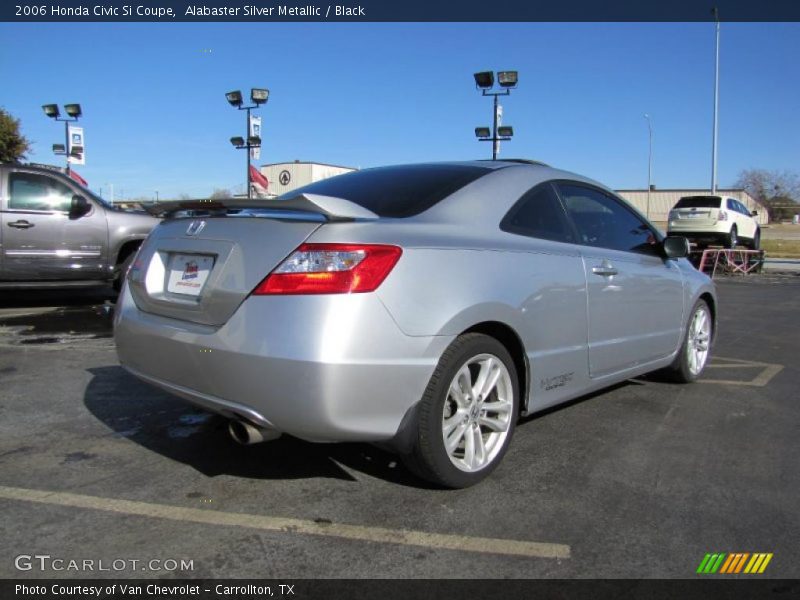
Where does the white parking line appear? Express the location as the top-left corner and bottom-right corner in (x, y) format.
(0, 485), (570, 560)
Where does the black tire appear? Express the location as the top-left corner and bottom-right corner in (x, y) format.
(749, 229), (760, 250)
(665, 299), (712, 383)
(726, 225), (738, 249)
(113, 251), (136, 292)
(402, 333), (519, 488)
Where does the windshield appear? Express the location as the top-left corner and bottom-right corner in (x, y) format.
(674, 196), (721, 209)
(281, 164), (492, 218)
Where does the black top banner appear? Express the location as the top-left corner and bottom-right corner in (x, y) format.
(3, 0), (800, 22)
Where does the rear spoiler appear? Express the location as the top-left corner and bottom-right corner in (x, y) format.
(157, 194), (378, 221)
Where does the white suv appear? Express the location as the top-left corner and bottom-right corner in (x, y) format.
(667, 195), (760, 249)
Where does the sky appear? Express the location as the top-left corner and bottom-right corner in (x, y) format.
(1, 22), (798, 199)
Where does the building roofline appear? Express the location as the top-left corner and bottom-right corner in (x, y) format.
(616, 187), (747, 192)
(260, 161), (357, 170)
(616, 187), (766, 208)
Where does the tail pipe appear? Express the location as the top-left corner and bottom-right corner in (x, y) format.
(228, 419), (281, 445)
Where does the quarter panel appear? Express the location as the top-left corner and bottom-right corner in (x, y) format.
(376, 245), (590, 411)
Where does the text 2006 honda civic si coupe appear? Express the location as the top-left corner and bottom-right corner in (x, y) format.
(114, 160), (716, 488)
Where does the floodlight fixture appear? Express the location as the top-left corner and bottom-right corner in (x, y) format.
(226, 90), (244, 107)
(42, 104), (60, 118)
(227, 85), (270, 199)
(64, 103), (82, 118)
(250, 88), (270, 105)
(473, 71), (494, 89)
(70, 145), (84, 157)
(52, 144), (66, 153)
(497, 71), (518, 88)
(472, 70), (519, 160)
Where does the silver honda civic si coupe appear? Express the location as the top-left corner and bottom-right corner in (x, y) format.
(114, 160), (716, 488)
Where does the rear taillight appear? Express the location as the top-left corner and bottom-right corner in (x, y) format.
(253, 243), (402, 295)
(717, 210), (728, 221)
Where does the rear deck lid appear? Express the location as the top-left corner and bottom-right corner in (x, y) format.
(126, 199), (360, 326)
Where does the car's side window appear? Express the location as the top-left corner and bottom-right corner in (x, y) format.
(500, 182), (575, 243)
(9, 172), (74, 213)
(557, 183), (659, 255)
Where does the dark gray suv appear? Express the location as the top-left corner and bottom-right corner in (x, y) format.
(0, 163), (158, 289)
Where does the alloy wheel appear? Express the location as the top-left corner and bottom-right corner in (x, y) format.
(441, 353), (514, 472)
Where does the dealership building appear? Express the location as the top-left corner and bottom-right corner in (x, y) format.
(260, 161), (356, 196)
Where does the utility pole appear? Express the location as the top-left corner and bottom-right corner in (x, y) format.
(711, 7), (720, 194)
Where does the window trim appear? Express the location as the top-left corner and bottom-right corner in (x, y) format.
(553, 179), (665, 257)
(5, 169), (79, 215)
(499, 181), (579, 244)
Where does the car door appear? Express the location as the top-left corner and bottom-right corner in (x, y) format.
(556, 182), (685, 379)
(498, 181), (589, 410)
(734, 199), (757, 239)
(1, 168), (108, 281)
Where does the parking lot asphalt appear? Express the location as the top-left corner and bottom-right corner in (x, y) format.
(0, 274), (798, 579)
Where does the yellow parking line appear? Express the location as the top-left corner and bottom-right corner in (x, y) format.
(699, 357), (783, 387)
(0, 485), (570, 560)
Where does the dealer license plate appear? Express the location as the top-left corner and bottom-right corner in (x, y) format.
(166, 253), (215, 296)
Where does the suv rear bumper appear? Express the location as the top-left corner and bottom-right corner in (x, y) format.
(667, 229), (731, 245)
(114, 284), (453, 442)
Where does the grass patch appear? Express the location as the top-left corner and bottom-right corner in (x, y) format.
(761, 239), (800, 258)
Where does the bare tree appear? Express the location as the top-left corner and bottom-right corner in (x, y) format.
(735, 169), (799, 221)
(209, 188), (233, 200)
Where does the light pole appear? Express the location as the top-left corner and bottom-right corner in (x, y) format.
(473, 71), (517, 160)
(42, 103), (82, 174)
(644, 113), (653, 219)
(226, 88), (269, 199)
(711, 7), (720, 194)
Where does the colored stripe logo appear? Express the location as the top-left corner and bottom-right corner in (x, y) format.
(697, 553), (773, 574)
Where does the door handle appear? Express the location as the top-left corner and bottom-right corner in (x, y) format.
(8, 220), (34, 229)
(591, 261), (618, 277)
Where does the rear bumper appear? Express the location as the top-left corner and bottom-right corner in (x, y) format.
(667, 225), (730, 245)
(114, 285), (453, 442)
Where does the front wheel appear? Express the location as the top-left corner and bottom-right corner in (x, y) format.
(402, 333), (519, 488)
(666, 300), (713, 383)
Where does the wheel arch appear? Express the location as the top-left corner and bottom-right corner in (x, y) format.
(115, 239), (144, 265)
(460, 321), (530, 415)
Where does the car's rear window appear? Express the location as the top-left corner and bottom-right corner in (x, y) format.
(674, 196), (721, 209)
(280, 164), (491, 218)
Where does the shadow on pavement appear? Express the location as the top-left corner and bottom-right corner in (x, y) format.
(0, 287), (116, 309)
(83, 365), (436, 489)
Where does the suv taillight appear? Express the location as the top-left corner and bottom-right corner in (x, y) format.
(717, 210), (728, 221)
(252, 243), (402, 295)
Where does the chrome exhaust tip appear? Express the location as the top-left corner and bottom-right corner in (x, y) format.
(228, 419), (281, 445)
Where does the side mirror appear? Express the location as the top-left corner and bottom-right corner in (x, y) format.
(751, 210), (758, 217)
(69, 195), (91, 218)
(663, 236), (690, 259)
